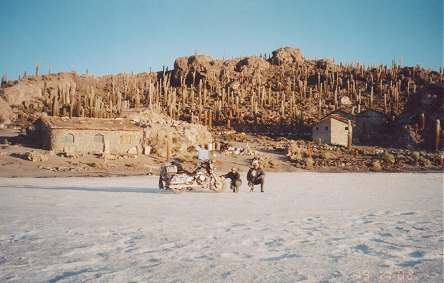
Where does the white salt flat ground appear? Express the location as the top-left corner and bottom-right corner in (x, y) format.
(0, 173), (442, 283)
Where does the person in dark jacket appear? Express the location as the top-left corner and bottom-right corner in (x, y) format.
(247, 159), (265, 192)
(221, 167), (242, 192)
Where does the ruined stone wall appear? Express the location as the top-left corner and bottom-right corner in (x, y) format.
(355, 112), (387, 138)
(50, 128), (143, 155)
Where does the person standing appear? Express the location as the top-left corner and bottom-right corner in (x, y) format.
(247, 159), (265, 192)
(221, 167), (242, 192)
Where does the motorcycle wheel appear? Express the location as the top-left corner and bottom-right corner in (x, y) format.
(170, 186), (186, 194)
(212, 177), (226, 193)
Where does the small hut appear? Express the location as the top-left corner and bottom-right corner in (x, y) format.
(311, 114), (355, 146)
(33, 116), (144, 155)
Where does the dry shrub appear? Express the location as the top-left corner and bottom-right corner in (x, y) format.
(412, 152), (420, 160)
(286, 142), (299, 155)
(322, 152), (337, 159)
(304, 157), (314, 169)
(382, 152), (395, 164)
(89, 162), (104, 169)
(419, 157), (432, 166)
(257, 156), (274, 168)
(371, 160), (382, 171)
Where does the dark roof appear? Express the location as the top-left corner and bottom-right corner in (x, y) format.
(331, 109), (356, 122)
(356, 109), (387, 117)
(311, 114), (356, 127)
(38, 116), (142, 131)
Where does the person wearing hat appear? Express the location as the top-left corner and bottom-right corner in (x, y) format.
(247, 159), (265, 192)
(221, 167), (242, 192)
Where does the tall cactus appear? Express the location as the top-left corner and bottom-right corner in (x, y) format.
(1, 72), (7, 86)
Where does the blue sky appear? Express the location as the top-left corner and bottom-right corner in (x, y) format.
(1, 0), (442, 80)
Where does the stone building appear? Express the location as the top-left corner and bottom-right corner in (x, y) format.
(331, 109), (356, 122)
(311, 114), (355, 146)
(354, 109), (388, 142)
(33, 116), (144, 155)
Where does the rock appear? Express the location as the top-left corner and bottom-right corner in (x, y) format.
(227, 80), (240, 90)
(125, 110), (212, 159)
(172, 54), (225, 86)
(316, 59), (335, 70)
(270, 47), (305, 65)
(127, 147), (138, 155)
(143, 145), (151, 155)
(25, 151), (48, 162)
(102, 154), (118, 160)
(0, 97), (14, 127)
(188, 54), (214, 67)
(2, 79), (43, 106)
(235, 56), (269, 75)
(339, 96), (352, 106)
(172, 56), (190, 84)
(174, 56), (189, 72)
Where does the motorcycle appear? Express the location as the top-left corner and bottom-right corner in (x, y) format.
(158, 160), (226, 194)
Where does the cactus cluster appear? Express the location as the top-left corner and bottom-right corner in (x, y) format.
(3, 48), (442, 150)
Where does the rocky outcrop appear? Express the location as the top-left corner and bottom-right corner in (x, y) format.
(235, 56), (269, 73)
(316, 58), (335, 70)
(2, 77), (44, 106)
(172, 55), (225, 86)
(0, 97), (14, 127)
(270, 47), (305, 65)
(124, 110), (212, 158)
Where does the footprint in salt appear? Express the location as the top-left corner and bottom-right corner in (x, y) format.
(145, 258), (162, 269)
(355, 244), (371, 255)
(400, 212), (416, 216)
(260, 252), (299, 262)
(264, 237), (284, 249)
(398, 260), (422, 267)
(408, 251), (425, 258)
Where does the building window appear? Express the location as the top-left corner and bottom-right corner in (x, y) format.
(64, 133), (74, 143)
(325, 126), (329, 130)
(94, 134), (104, 143)
(315, 126), (319, 131)
(345, 127), (349, 131)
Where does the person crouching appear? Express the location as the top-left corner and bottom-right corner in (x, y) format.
(247, 159), (265, 192)
(221, 167), (242, 192)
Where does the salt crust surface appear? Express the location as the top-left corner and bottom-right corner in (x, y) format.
(0, 173), (442, 282)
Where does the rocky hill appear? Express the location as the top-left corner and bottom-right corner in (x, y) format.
(1, 47), (443, 151)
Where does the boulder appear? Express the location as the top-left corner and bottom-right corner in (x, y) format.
(124, 110), (213, 158)
(2, 80), (43, 106)
(172, 55), (224, 87)
(187, 54), (214, 67)
(25, 151), (48, 162)
(316, 58), (335, 70)
(0, 97), (14, 127)
(339, 96), (352, 106)
(235, 56), (269, 75)
(270, 47), (305, 65)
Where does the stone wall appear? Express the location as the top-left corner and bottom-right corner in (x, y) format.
(312, 119), (331, 144)
(50, 128), (143, 155)
(330, 118), (350, 146)
(355, 111), (387, 138)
